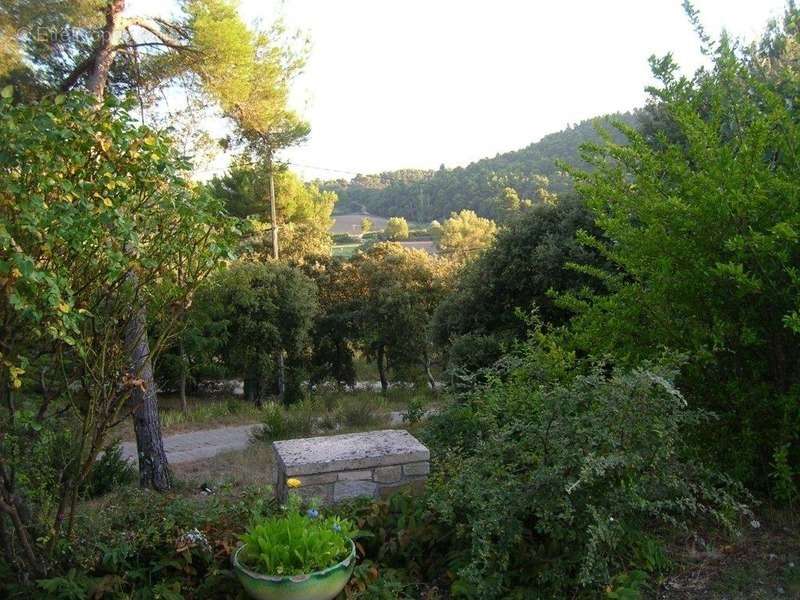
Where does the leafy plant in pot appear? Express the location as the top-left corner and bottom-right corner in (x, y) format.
(233, 479), (357, 600)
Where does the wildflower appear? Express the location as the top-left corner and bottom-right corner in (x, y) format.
(750, 519), (761, 529)
(287, 478), (301, 489)
(306, 508), (319, 519)
(332, 522), (341, 532)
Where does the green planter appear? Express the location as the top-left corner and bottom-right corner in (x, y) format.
(232, 539), (356, 600)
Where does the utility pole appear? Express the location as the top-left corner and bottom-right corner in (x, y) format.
(265, 147), (286, 400)
(267, 148), (279, 261)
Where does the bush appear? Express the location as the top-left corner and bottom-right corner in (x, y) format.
(81, 441), (136, 499)
(425, 340), (750, 598)
(3, 486), (275, 598)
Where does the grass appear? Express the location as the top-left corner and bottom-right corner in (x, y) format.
(171, 442), (276, 493)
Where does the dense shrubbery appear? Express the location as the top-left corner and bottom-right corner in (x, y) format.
(3, 486), (274, 599)
(560, 25), (800, 491)
(432, 196), (605, 375)
(421, 338), (749, 598)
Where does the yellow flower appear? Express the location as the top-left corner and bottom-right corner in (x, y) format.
(286, 478), (302, 489)
(57, 302), (71, 314)
(103, 198), (113, 208)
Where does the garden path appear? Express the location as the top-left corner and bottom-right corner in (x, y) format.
(120, 411), (409, 465)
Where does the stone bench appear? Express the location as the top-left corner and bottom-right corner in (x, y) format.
(272, 429), (430, 503)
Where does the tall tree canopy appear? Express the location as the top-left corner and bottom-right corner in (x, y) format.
(561, 14), (800, 489)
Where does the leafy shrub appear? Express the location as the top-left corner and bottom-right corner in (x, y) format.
(81, 441), (136, 499)
(426, 341), (750, 598)
(240, 493), (355, 576)
(333, 233), (360, 244)
(4, 486), (275, 598)
(402, 396), (426, 425)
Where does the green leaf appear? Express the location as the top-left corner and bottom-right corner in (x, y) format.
(1, 85), (12, 99)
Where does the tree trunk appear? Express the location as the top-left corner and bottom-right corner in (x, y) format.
(87, 0), (125, 98)
(423, 348), (436, 391)
(377, 344), (388, 394)
(87, 0), (171, 491)
(276, 351), (286, 400)
(126, 302), (172, 491)
(179, 340), (187, 414)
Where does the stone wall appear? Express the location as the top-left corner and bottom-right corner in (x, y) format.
(273, 430), (430, 503)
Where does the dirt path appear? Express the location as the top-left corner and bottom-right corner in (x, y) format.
(120, 423), (261, 465)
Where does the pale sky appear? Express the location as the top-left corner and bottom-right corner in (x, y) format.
(131, 0), (787, 180)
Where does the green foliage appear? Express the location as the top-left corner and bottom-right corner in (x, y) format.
(432, 197), (605, 372)
(562, 21), (800, 490)
(402, 396), (426, 425)
(239, 493), (355, 576)
(208, 164), (335, 263)
(320, 114), (636, 222)
(186, 261), (318, 404)
(436, 209), (497, 260)
(0, 91), (233, 575)
(3, 485), (275, 598)
(344, 243), (450, 387)
(254, 393), (389, 442)
(384, 217), (410, 241)
(425, 339), (749, 598)
(81, 441), (136, 499)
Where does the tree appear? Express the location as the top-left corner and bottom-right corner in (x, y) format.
(190, 261), (317, 405)
(209, 165), (336, 263)
(1, 0), (303, 490)
(437, 209), (497, 260)
(346, 243), (449, 391)
(319, 114), (636, 222)
(0, 93), (232, 574)
(384, 217), (409, 241)
(432, 196), (605, 371)
(562, 12), (800, 490)
(360, 217), (374, 234)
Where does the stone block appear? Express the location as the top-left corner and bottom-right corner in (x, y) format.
(403, 461), (430, 477)
(296, 472), (339, 486)
(373, 465), (402, 483)
(333, 480), (377, 502)
(338, 469), (374, 481)
(272, 430), (430, 476)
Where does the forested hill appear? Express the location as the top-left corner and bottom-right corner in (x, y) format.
(320, 111), (639, 222)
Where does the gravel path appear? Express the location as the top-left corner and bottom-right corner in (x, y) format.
(120, 423), (261, 465)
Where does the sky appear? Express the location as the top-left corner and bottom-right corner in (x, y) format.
(131, 0), (787, 180)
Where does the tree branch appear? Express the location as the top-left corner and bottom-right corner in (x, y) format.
(123, 17), (193, 51)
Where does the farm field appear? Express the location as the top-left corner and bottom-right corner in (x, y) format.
(330, 212), (389, 234)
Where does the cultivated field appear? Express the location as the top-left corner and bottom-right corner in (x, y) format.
(330, 212), (389, 234)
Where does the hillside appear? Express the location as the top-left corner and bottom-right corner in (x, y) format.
(321, 112), (639, 222)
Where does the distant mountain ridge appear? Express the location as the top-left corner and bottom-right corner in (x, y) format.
(320, 111), (639, 222)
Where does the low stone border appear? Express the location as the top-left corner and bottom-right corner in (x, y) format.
(273, 429), (430, 503)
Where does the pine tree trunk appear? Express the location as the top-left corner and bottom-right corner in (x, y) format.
(125, 301), (171, 491)
(179, 340), (187, 414)
(86, 0), (171, 491)
(377, 344), (388, 394)
(87, 0), (125, 97)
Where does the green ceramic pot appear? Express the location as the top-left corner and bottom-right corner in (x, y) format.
(232, 539), (356, 600)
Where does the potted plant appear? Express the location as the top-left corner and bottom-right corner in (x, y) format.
(232, 479), (357, 600)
